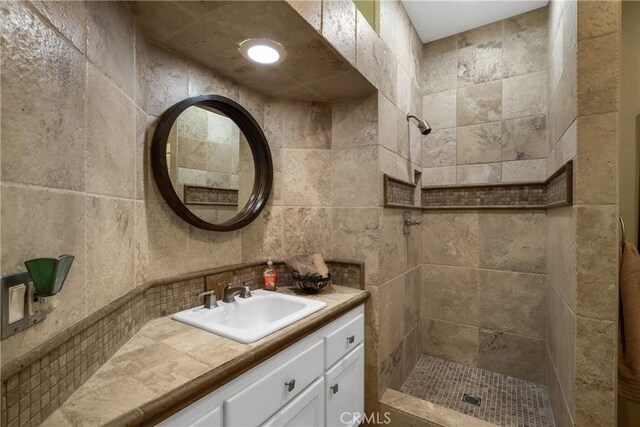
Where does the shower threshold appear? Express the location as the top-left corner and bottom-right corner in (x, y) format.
(389, 355), (555, 427)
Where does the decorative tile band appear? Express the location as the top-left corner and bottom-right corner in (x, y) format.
(545, 162), (572, 207)
(184, 185), (238, 206)
(1, 260), (363, 427)
(422, 184), (546, 208)
(420, 161), (573, 210)
(383, 175), (419, 208)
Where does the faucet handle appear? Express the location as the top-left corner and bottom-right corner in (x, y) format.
(197, 290), (219, 309)
(197, 290), (216, 298)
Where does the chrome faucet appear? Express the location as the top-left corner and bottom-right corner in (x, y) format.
(223, 283), (252, 303)
(198, 290), (219, 309)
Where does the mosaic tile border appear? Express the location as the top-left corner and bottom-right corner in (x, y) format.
(1, 260), (363, 427)
(383, 175), (417, 207)
(183, 185), (238, 206)
(419, 161), (573, 210)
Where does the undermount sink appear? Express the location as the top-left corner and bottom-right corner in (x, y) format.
(172, 290), (327, 343)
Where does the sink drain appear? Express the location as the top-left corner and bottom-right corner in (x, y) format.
(462, 393), (482, 406)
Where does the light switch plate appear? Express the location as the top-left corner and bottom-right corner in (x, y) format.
(8, 283), (26, 324)
(2, 271), (47, 340)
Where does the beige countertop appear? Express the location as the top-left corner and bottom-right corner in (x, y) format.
(41, 285), (369, 427)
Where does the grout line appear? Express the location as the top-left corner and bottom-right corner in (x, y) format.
(545, 345), (575, 426)
(420, 262), (548, 278)
(420, 316), (547, 342)
(546, 277), (578, 318)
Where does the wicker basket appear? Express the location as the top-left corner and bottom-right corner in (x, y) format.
(292, 272), (331, 294)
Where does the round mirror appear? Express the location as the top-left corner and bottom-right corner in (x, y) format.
(151, 95), (272, 231)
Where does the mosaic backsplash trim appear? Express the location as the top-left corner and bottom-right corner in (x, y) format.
(545, 166), (570, 206)
(1, 260), (363, 427)
(184, 185), (238, 206)
(385, 177), (415, 206)
(422, 184), (546, 208)
(420, 161), (572, 210)
(2, 296), (147, 427)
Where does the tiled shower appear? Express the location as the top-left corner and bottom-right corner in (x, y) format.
(381, 2), (619, 426)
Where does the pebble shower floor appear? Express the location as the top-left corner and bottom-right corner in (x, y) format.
(400, 355), (555, 427)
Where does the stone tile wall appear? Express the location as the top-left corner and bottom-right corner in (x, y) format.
(417, 5), (551, 389)
(372, 0), (424, 403)
(310, 0), (426, 409)
(544, 1), (579, 424)
(421, 8), (549, 187)
(1, 0), (421, 418)
(0, 1), (335, 367)
(420, 210), (548, 383)
(5, 2), (619, 426)
(545, 1), (620, 426)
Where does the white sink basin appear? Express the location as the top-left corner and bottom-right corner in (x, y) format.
(172, 290), (327, 343)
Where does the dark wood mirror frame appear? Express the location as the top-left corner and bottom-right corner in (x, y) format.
(151, 95), (273, 231)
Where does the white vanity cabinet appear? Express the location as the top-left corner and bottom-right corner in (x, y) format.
(159, 304), (365, 427)
(324, 344), (364, 427)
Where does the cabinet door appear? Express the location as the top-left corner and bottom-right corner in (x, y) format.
(157, 403), (222, 427)
(324, 344), (364, 427)
(225, 340), (324, 426)
(262, 377), (325, 427)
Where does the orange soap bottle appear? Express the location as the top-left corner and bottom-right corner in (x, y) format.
(263, 260), (277, 291)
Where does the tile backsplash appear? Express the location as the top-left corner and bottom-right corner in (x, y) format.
(0, 260), (363, 427)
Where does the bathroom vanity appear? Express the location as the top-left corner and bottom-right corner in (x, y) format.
(160, 305), (364, 427)
(36, 285), (368, 427)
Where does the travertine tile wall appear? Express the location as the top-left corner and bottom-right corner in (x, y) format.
(1, 1), (335, 365)
(420, 210), (548, 383)
(421, 8), (549, 186)
(417, 7), (550, 386)
(545, 1), (579, 424)
(1, 1), (422, 416)
(5, 3), (620, 426)
(367, 0), (424, 400)
(545, 1), (620, 426)
(292, 0), (426, 407)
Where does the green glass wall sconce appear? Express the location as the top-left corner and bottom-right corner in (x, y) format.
(24, 255), (74, 297)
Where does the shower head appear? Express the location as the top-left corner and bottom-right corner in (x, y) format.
(406, 114), (431, 135)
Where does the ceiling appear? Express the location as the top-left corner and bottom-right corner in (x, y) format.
(126, 1), (374, 101)
(402, 0), (549, 43)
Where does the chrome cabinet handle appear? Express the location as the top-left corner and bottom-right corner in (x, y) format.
(347, 335), (355, 344)
(285, 379), (296, 392)
(331, 383), (339, 394)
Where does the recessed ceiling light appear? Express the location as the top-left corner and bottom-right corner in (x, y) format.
(239, 39), (287, 65)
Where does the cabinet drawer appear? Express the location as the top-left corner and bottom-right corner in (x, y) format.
(261, 377), (325, 427)
(324, 313), (364, 369)
(224, 339), (324, 426)
(325, 344), (364, 427)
